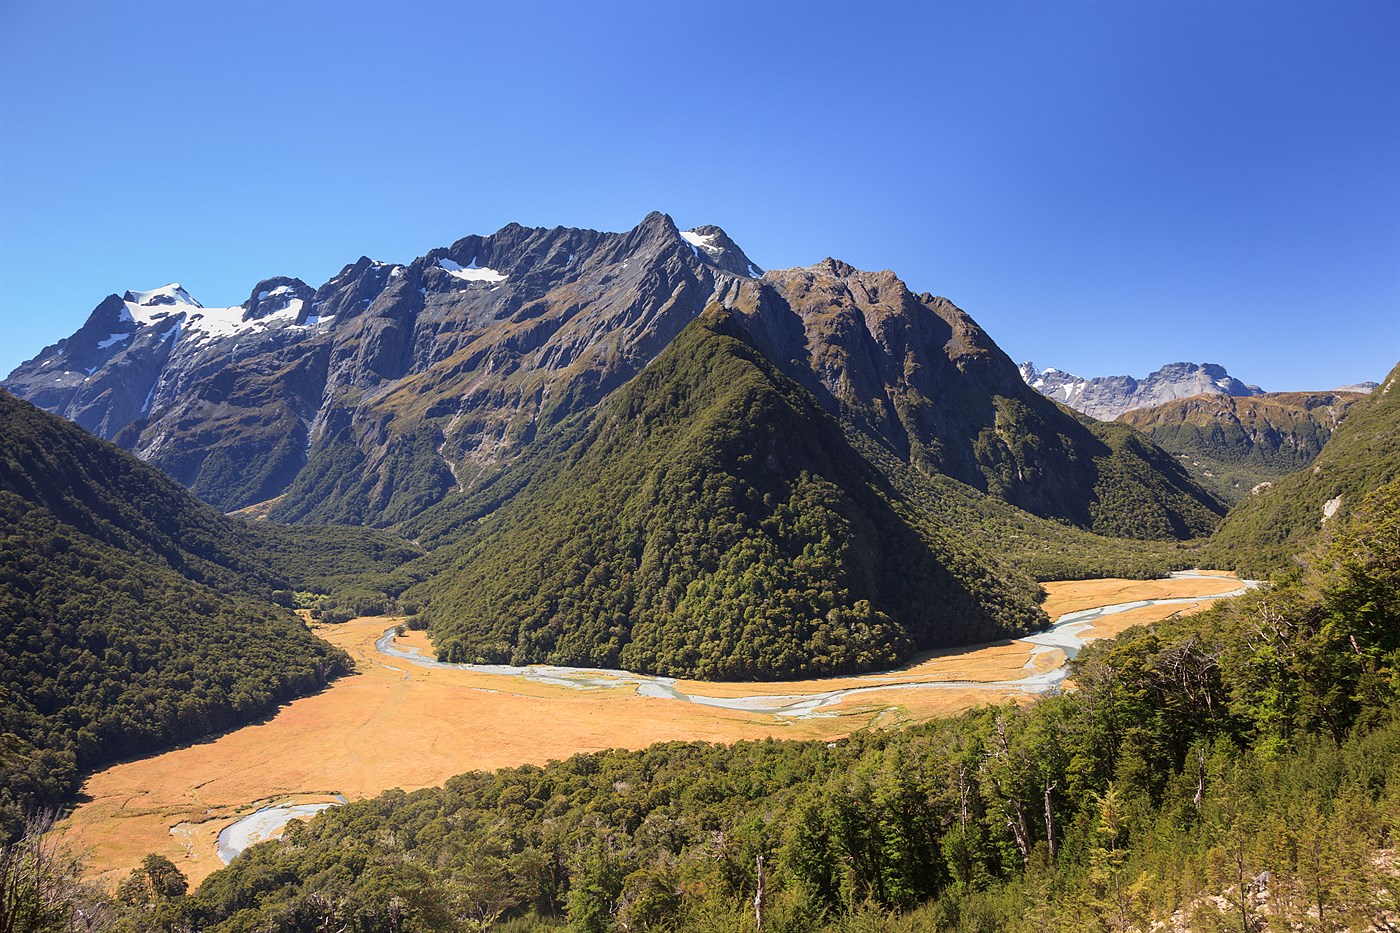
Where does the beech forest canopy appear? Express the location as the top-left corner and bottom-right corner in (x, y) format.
(108, 476), (1400, 932)
(0, 392), (353, 841)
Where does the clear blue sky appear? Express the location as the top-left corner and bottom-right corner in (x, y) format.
(2, 0), (1396, 391)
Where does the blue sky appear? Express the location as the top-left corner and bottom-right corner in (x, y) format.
(1, 0), (1396, 391)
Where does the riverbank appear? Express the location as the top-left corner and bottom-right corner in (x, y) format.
(56, 573), (1245, 890)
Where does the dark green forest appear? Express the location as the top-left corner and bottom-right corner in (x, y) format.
(407, 317), (1046, 679)
(1206, 364), (1399, 577)
(0, 392), (353, 842)
(60, 476), (1398, 932)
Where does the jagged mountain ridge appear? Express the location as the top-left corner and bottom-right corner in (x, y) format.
(1020, 360), (1265, 421)
(6, 213), (766, 521)
(6, 213), (1222, 539)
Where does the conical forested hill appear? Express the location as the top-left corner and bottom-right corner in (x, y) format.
(410, 312), (1046, 680)
(0, 390), (352, 840)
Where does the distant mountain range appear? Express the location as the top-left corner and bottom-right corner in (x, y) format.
(1013, 359), (1379, 501)
(1018, 361), (1265, 421)
(1018, 360), (1379, 424)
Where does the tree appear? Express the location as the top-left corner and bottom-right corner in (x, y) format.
(116, 854), (187, 907)
(0, 812), (112, 933)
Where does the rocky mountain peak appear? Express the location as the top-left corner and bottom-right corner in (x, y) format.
(122, 284), (201, 309)
(679, 225), (763, 279)
(241, 277), (315, 323)
(811, 257), (858, 278)
(636, 208), (679, 235)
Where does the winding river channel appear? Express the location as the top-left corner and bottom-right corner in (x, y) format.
(374, 570), (1256, 717)
(211, 571), (1254, 864)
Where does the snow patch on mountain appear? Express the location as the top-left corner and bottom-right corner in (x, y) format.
(184, 304), (253, 339)
(680, 230), (720, 255)
(125, 284), (200, 308)
(113, 282), (321, 346)
(439, 258), (506, 283)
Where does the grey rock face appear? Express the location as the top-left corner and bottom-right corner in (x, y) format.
(241, 277), (315, 323)
(3, 213), (765, 520)
(6, 213), (1220, 538)
(1019, 361), (1265, 420)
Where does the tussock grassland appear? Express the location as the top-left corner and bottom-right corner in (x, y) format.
(57, 574), (1241, 890)
(1037, 574), (1241, 616)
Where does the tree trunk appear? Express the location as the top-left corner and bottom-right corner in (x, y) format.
(1005, 798), (1032, 867)
(754, 855), (765, 933)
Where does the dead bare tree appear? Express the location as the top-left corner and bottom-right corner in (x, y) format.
(0, 812), (113, 933)
(754, 854), (766, 932)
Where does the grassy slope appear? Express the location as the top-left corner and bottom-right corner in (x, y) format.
(1205, 363), (1399, 577)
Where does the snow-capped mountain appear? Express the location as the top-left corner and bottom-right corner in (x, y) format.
(1018, 361), (1265, 421)
(4, 214), (765, 519)
(5, 213), (1221, 540)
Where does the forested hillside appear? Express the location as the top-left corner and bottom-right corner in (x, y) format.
(1207, 364), (1399, 577)
(1119, 389), (1365, 501)
(92, 475), (1399, 932)
(0, 391), (353, 842)
(408, 313), (1045, 680)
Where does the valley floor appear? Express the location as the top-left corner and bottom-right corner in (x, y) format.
(56, 575), (1243, 891)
